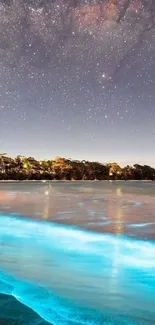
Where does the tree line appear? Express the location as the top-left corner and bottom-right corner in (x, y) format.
(0, 154), (155, 181)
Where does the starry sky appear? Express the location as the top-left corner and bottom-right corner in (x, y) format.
(0, 0), (155, 165)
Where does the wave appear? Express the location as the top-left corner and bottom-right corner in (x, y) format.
(0, 214), (155, 325)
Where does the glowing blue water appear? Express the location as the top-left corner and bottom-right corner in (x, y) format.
(0, 215), (155, 325)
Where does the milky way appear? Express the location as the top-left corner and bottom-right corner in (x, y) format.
(0, 0), (155, 164)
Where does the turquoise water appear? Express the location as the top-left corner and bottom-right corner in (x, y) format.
(0, 216), (155, 325)
(0, 182), (155, 324)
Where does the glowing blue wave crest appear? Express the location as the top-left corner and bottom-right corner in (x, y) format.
(0, 214), (155, 325)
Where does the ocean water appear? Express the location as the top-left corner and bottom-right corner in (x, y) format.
(0, 181), (155, 325)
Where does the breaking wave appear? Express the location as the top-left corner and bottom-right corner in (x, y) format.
(0, 215), (155, 325)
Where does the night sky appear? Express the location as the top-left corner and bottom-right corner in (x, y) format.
(0, 0), (155, 165)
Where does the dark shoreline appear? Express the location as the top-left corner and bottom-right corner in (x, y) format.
(0, 293), (50, 325)
(0, 156), (155, 181)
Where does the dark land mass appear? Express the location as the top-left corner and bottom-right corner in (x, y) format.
(0, 155), (155, 181)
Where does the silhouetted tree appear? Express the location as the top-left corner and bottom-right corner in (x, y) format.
(0, 154), (154, 181)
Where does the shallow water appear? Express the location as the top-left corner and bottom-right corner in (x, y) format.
(0, 181), (155, 324)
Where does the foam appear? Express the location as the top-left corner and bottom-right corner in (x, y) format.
(0, 214), (155, 325)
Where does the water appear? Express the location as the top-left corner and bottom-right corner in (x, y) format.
(0, 181), (155, 325)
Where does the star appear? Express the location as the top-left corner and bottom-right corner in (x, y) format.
(0, 0), (154, 165)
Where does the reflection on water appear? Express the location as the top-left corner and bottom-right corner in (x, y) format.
(0, 181), (155, 239)
(0, 181), (155, 325)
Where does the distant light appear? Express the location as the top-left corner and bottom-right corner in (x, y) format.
(116, 188), (122, 196)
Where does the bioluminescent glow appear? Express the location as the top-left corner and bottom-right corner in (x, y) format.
(128, 222), (155, 228)
(0, 214), (155, 325)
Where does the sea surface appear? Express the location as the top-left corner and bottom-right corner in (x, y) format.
(0, 181), (155, 325)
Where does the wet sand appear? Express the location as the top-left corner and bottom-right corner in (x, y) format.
(0, 293), (49, 325)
